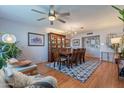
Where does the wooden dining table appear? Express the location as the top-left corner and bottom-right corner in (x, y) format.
(59, 51), (72, 57)
(52, 49), (72, 69)
(58, 51), (72, 69)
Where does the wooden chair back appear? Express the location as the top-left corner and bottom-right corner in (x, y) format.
(52, 50), (60, 62)
(66, 48), (71, 52)
(79, 48), (86, 62)
(71, 49), (78, 62)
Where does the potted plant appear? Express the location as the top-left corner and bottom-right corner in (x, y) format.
(112, 6), (124, 22)
(0, 34), (21, 69)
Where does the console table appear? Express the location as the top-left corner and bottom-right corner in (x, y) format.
(100, 51), (114, 62)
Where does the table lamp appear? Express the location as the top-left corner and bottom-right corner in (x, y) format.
(1, 34), (16, 54)
(2, 34), (16, 43)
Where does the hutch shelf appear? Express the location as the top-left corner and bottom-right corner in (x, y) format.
(48, 33), (66, 62)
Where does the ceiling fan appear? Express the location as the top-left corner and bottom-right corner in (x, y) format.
(31, 5), (70, 25)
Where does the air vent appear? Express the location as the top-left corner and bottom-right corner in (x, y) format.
(87, 32), (93, 35)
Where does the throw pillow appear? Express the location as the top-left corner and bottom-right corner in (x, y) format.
(8, 58), (18, 64)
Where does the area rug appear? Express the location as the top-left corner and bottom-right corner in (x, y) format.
(46, 61), (101, 82)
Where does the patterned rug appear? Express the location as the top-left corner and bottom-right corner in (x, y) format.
(46, 61), (101, 82)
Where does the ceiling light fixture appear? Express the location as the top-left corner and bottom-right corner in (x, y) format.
(48, 15), (56, 21)
(74, 32), (77, 35)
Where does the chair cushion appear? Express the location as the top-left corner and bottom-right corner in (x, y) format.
(8, 58), (19, 64)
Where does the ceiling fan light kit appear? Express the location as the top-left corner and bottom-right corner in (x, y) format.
(31, 5), (70, 25)
(48, 15), (56, 21)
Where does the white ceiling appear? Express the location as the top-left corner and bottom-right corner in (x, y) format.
(0, 5), (124, 33)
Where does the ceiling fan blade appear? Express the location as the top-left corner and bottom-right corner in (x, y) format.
(31, 9), (46, 14)
(59, 12), (70, 16)
(37, 18), (46, 21)
(50, 21), (53, 25)
(57, 18), (66, 23)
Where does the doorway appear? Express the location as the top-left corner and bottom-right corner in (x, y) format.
(82, 35), (100, 59)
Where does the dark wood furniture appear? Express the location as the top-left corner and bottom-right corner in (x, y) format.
(67, 49), (79, 68)
(53, 50), (69, 70)
(115, 57), (124, 80)
(77, 48), (86, 64)
(59, 51), (72, 57)
(48, 33), (66, 62)
(65, 39), (71, 47)
(67, 48), (86, 68)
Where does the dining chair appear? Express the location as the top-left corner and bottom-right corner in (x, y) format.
(52, 51), (60, 67)
(67, 48), (71, 52)
(76, 49), (81, 64)
(68, 49), (78, 68)
(79, 48), (86, 64)
(53, 50), (68, 70)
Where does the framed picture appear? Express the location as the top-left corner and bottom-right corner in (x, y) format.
(73, 39), (80, 46)
(28, 32), (45, 46)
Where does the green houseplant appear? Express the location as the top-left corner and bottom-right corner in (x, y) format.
(112, 6), (124, 22)
(0, 41), (21, 69)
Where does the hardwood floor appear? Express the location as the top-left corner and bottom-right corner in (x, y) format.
(37, 57), (124, 88)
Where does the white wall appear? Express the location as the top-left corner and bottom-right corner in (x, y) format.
(0, 19), (48, 63)
(71, 25), (123, 61)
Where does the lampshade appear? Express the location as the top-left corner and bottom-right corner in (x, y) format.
(2, 34), (16, 43)
(111, 37), (121, 44)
